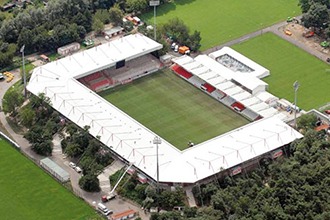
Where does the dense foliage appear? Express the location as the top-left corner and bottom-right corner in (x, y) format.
(23, 93), (61, 155)
(61, 124), (113, 192)
(109, 170), (185, 210)
(299, 0), (330, 37)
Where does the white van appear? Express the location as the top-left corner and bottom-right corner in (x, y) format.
(97, 203), (112, 216)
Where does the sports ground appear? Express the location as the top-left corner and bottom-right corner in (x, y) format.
(142, 0), (300, 50)
(0, 139), (98, 220)
(232, 33), (330, 110)
(101, 70), (249, 150)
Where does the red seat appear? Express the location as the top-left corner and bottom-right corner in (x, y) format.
(172, 64), (193, 79)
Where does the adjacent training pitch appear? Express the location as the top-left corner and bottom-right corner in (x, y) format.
(0, 139), (98, 220)
(232, 33), (330, 111)
(142, 0), (299, 50)
(101, 70), (249, 150)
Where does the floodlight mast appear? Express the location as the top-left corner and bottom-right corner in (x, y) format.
(20, 45), (27, 98)
(293, 81), (300, 129)
(149, 0), (160, 40)
(153, 136), (161, 211)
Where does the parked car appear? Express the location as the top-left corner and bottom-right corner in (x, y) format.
(75, 166), (82, 173)
(284, 30), (292, 36)
(69, 162), (76, 169)
(0, 73), (4, 80)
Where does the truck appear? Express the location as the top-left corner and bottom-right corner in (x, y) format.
(179, 46), (190, 55)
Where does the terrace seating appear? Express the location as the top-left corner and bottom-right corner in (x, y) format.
(212, 90), (226, 100)
(241, 108), (260, 121)
(172, 64), (193, 79)
(83, 72), (102, 82)
(221, 96), (236, 107)
(90, 79), (109, 91)
(231, 102), (246, 112)
(202, 83), (216, 93)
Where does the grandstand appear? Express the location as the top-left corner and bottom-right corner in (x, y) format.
(171, 48), (294, 122)
(27, 35), (303, 185)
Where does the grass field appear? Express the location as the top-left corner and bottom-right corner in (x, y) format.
(101, 70), (249, 150)
(141, 0), (300, 50)
(232, 33), (330, 110)
(0, 139), (98, 220)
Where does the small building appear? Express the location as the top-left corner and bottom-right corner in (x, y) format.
(110, 209), (137, 220)
(40, 158), (70, 182)
(103, 27), (124, 38)
(57, 42), (80, 56)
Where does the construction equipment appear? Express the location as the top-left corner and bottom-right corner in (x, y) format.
(303, 30), (314, 38)
(101, 163), (133, 203)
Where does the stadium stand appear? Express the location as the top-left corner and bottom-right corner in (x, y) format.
(220, 96), (236, 106)
(212, 90), (226, 100)
(202, 83), (216, 93)
(241, 108), (260, 121)
(90, 79), (109, 91)
(172, 64), (193, 79)
(231, 102), (246, 112)
(83, 72), (102, 82)
(188, 76), (204, 87)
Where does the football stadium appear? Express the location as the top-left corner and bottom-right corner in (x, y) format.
(27, 34), (303, 185)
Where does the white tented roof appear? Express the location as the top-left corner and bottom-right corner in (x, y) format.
(28, 37), (302, 184)
(232, 75), (268, 92)
(209, 47), (270, 79)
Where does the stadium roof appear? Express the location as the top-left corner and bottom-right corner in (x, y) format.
(28, 36), (302, 184)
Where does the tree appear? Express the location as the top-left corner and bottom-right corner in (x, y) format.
(31, 139), (53, 156)
(19, 106), (36, 127)
(109, 4), (124, 26)
(2, 88), (24, 116)
(297, 113), (317, 131)
(94, 9), (110, 24)
(125, 0), (148, 14)
(92, 18), (104, 35)
(188, 30), (201, 52)
(17, 27), (35, 53)
(0, 41), (17, 68)
(79, 174), (101, 192)
(302, 2), (329, 29)
(161, 18), (190, 45)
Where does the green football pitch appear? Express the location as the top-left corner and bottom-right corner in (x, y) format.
(0, 139), (98, 220)
(232, 33), (330, 111)
(141, 0), (300, 50)
(101, 70), (249, 150)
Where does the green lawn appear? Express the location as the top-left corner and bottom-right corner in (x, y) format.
(0, 139), (98, 220)
(141, 0), (300, 50)
(100, 70), (249, 150)
(232, 33), (330, 110)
